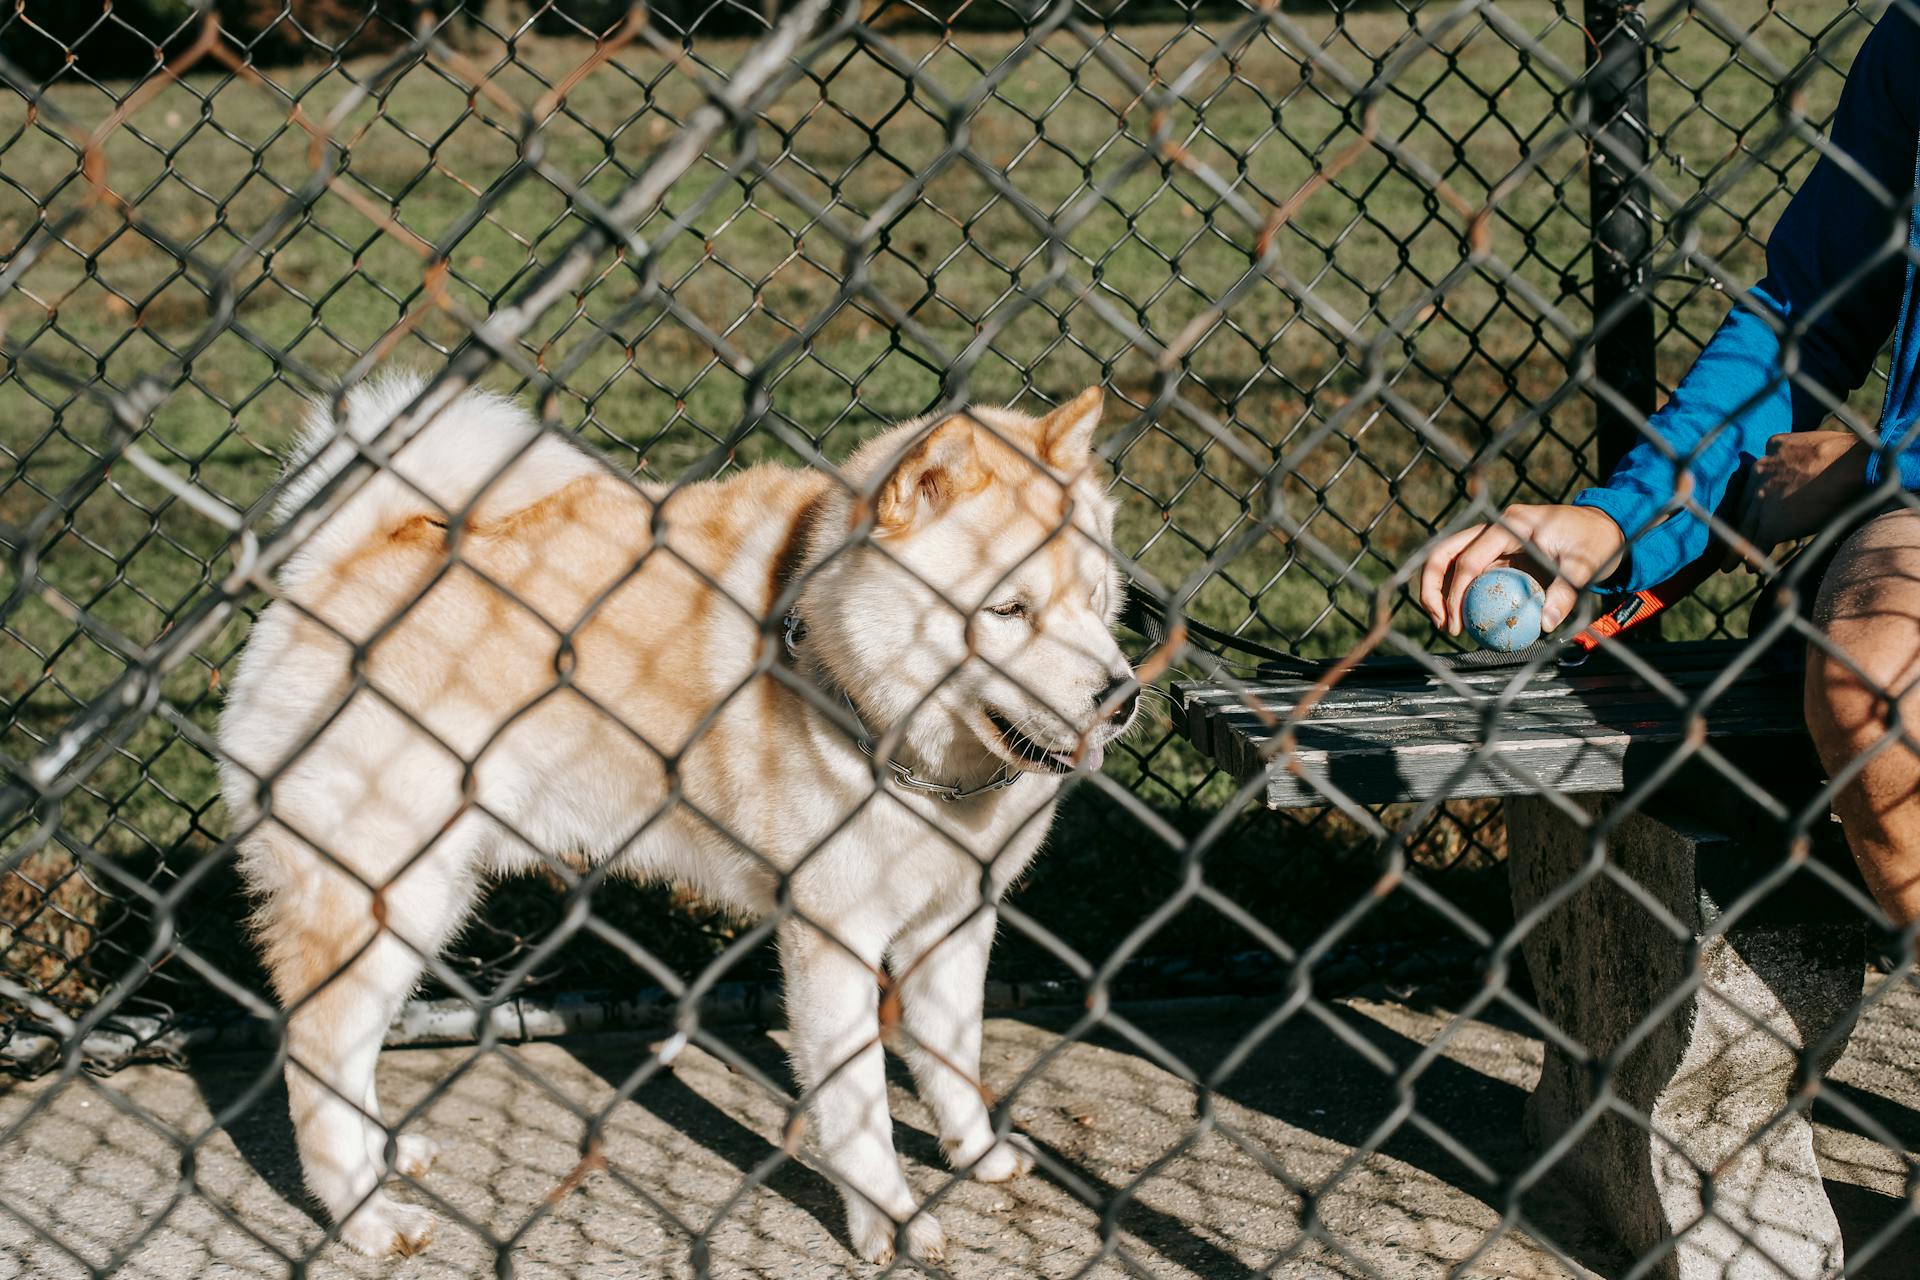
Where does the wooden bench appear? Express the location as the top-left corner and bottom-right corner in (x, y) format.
(1173, 640), (1867, 1280)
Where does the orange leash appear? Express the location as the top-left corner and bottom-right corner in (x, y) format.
(1569, 554), (1721, 654)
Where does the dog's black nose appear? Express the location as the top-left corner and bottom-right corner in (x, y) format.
(1096, 676), (1139, 724)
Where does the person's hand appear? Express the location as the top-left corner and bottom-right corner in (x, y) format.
(1732, 431), (1870, 561)
(1419, 504), (1627, 636)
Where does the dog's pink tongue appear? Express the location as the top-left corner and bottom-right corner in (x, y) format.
(1053, 738), (1105, 773)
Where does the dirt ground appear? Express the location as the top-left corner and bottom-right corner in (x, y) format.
(1, 984), (1916, 1280)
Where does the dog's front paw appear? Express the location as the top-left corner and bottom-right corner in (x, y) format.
(338, 1195), (436, 1258)
(391, 1133), (441, 1179)
(848, 1202), (946, 1266)
(943, 1131), (1036, 1183)
(970, 1133), (1036, 1183)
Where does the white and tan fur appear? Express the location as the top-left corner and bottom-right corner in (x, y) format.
(216, 374), (1138, 1263)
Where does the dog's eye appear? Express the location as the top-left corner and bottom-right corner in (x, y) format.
(985, 600), (1028, 619)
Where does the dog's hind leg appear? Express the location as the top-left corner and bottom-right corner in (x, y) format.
(781, 917), (944, 1266)
(251, 813), (484, 1258)
(889, 906), (1035, 1184)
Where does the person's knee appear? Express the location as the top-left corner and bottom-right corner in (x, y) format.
(1806, 512), (1920, 767)
(1807, 619), (1912, 771)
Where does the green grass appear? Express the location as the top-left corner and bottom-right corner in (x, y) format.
(0, 3), (1887, 1012)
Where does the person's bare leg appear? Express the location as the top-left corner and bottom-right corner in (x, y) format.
(1806, 505), (1920, 927)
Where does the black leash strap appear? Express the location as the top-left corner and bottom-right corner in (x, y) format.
(1121, 584), (1807, 685)
(1119, 584), (1569, 680)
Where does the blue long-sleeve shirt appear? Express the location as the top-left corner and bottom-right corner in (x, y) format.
(1572, 7), (1920, 592)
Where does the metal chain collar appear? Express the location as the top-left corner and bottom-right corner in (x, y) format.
(782, 611), (1022, 803)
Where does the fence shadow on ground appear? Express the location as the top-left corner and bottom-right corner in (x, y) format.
(4, 981), (1911, 1277)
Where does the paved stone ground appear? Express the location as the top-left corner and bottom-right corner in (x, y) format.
(1, 983), (1915, 1279)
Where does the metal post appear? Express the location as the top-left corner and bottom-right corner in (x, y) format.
(1583, 0), (1657, 479)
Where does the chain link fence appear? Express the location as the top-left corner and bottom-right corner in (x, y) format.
(2, 0), (1917, 1275)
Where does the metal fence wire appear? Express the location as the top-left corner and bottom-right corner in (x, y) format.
(3, 0), (1920, 1275)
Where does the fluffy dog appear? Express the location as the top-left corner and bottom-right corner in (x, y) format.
(217, 374), (1139, 1262)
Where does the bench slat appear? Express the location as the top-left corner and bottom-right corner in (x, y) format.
(1172, 641), (1805, 808)
(1193, 683), (1793, 740)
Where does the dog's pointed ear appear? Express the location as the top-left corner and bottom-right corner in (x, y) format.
(1035, 387), (1105, 471)
(875, 416), (984, 532)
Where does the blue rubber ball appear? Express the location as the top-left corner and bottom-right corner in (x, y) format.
(1462, 567), (1545, 652)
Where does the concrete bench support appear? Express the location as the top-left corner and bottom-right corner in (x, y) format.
(1507, 796), (1864, 1280)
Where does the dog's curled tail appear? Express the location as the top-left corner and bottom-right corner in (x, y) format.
(272, 372), (599, 584)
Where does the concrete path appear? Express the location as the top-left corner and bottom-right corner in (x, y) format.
(1, 983), (1915, 1279)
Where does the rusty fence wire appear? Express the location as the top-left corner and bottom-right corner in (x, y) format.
(1, 0), (1917, 1276)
